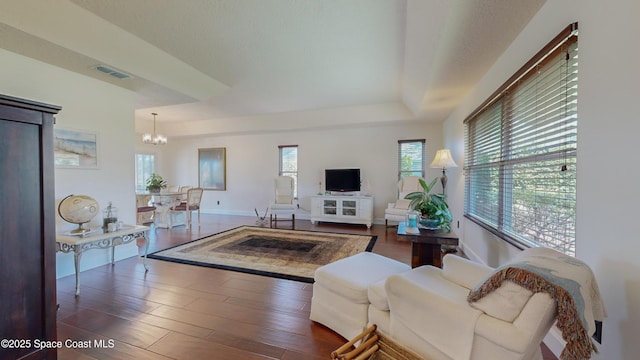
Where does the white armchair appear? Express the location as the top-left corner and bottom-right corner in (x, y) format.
(369, 255), (557, 360)
(269, 176), (296, 228)
(384, 176), (423, 226)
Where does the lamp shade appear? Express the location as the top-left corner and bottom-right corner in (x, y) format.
(430, 149), (458, 169)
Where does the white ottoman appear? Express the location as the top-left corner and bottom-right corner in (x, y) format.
(310, 252), (410, 341)
(367, 278), (392, 334)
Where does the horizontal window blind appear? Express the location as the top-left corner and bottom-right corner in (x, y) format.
(464, 23), (578, 256)
(279, 145), (298, 198)
(398, 139), (425, 179)
(135, 153), (155, 192)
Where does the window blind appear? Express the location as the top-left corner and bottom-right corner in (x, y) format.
(135, 153), (155, 192)
(279, 145), (298, 198)
(398, 139), (426, 179)
(464, 23), (578, 256)
(398, 139), (425, 179)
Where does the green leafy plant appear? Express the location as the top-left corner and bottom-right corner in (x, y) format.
(145, 173), (167, 192)
(404, 177), (453, 231)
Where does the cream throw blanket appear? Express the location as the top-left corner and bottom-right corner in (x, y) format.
(468, 247), (606, 360)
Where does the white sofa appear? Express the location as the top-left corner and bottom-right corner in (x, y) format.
(368, 255), (557, 360)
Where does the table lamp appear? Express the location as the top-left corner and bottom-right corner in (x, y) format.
(430, 149), (458, 194)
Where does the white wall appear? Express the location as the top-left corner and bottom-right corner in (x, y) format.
(156, 121), (444, 223)
(0, 48), (138, 279)
(442, 1), (640, 358)
(0, 47), (444, 280)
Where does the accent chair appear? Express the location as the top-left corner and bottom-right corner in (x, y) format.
(269, 176), (296, 228)
(384, 176), (423, 226)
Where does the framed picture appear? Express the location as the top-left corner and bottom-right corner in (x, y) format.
(198, 147), (226, 190)
(54, 128), (99, 169)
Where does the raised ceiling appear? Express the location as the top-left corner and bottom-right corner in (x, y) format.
(0, 0), (545, 137)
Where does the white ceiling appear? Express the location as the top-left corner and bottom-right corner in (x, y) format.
(0, 0), (545, 136)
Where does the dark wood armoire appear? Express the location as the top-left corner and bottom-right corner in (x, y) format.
(0, 94), (61, 359)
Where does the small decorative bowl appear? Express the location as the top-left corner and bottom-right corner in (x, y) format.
(419, 217), (440, 230)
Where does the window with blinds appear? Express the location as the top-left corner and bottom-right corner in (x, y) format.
(135, 153), (155, 192)
(398, 139), (425, 179)
(279, 145), (298, 198)
(464, 23), (578, 256)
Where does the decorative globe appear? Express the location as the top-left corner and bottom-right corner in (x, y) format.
(58, 194), (99, 233)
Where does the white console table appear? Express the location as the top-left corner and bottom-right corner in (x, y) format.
(311, 195), (373, 228)
(56, 225), (149, 295)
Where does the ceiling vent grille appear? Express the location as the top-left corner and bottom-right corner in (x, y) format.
(92, 65), (132, 80)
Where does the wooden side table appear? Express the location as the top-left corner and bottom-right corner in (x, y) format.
(396, 222), (459, 268)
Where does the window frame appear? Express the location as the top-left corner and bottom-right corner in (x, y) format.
(398, 139), (426, 180)
(135, 153), (156, 192)
(278, 145), (298, 199)
(463, 23), (578, 256)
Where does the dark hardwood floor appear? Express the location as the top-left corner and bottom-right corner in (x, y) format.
(56, 214), (557, 359)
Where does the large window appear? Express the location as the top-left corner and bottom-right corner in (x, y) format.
(464, 23), (578, 256)
(135, 153), (155, 192)
(398, 139), (425, 179)
(279, 145), (298, 198)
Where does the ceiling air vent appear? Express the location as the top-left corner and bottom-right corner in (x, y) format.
(91, 65), (132, 80)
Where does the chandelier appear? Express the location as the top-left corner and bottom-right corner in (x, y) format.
(142, 112), (167, 145)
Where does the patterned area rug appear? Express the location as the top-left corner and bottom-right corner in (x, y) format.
(148, 226), (376, 282)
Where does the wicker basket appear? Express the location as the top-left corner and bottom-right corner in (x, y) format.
(331, 325), (423, 360)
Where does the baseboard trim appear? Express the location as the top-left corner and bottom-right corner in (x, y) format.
(459, 242), (485, 265)
(199, 209), (393, 225)
(543, 326), (565, 358)
(200, 208), (314, 220)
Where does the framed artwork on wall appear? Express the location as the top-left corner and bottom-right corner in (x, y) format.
(198, 147), (226, 190)
(53, 127), (99, 169)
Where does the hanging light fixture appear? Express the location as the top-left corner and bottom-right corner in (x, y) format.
(142, 112), (167, 145)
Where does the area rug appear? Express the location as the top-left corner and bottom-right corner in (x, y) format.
(148, 226), (376, 282)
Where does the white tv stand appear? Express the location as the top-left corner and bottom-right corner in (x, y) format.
(311, 195), (373, 228)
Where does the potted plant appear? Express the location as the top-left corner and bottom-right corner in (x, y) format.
(145, 173), (167, 193)
(404, 177), (453, 231)
(102, 201), (118, 232)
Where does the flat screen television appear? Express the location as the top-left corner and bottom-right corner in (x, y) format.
(325, 168), (361, 192)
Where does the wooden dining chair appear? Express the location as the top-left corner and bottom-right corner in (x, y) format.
(169, 187), (203, 230)
(135, 194), (156, 225)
